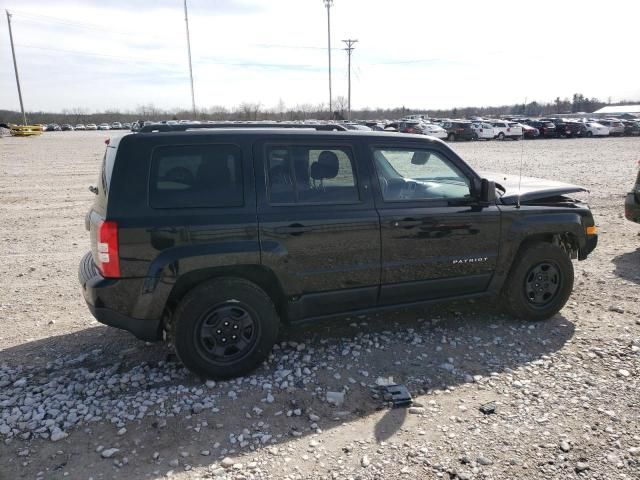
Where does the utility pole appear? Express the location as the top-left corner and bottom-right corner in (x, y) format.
(6, 10), (27, 125)
(183, 0), (196, 118)
(323, 0), (333, 118)
(342, 39), (357, 120)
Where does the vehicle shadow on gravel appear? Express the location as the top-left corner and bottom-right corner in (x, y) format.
(612, 248), (640, 284)
(0, 301), (575, 478)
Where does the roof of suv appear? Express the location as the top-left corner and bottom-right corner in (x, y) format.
(126, 128), (443, 143)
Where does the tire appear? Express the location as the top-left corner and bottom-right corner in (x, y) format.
(497, 132), (505, 140)
(447, 133), (456, 142)
(472, 133), (479, 141)
(586, 131), (593, 137)
(501, 242), (574, 321)
(173, 277), (280, 379)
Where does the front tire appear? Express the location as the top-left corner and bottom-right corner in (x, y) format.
(501, 243), (574, 321)
(173, 277), (280, 378)
(447, 133), (456, 142)
(497, 132), (505, 140)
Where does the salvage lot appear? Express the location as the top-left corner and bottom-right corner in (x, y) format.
(0, 131), (639, 479)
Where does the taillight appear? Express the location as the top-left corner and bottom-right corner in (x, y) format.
(97, 220), (120, 278)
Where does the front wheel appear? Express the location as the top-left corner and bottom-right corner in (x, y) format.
(173, 277), (280, 378)
(497, 132), (505, 140)
(501, 243), (574, 321)
(447, 133), (456, 142)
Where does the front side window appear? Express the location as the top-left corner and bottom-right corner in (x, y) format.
(373, 148), (471, 202)
(149, 144), (243, 208)
(266, 145), (358, 204)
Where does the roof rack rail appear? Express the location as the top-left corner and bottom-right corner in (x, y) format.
(140, 122), (348, 133)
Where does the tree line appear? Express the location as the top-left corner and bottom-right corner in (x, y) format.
(1, 94), (637, 125)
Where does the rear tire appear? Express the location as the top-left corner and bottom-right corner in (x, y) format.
(173, 277), (280, 379)
(497, 132), (505, 140)
(447, 133), (456, 142)
(501, 242), (574, 321)
(586, 131), (593, 137)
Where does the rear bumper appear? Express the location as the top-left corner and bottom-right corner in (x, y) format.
(625, 193), (640, 224)
(79, 252), (162, 341)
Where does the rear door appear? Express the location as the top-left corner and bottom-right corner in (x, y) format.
(369, 142), (501, 305)
(254, 137), (381, 320)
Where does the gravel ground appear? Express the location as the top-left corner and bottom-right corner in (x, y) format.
(0, 131), (639, 480)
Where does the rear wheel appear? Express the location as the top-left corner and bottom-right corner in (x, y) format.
(586, 131), (593, 137)
(501, 242), (574, 321)
(447, 133), (456, 142)
(173, 277), (280, 378)
(497, 132), (505, 140)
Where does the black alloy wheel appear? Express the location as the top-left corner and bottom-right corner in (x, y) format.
(524, 261), (561, 308)
(195, 303), (259, 365)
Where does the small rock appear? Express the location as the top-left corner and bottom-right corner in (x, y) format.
(361, 455), (370, 468)
(200, 450), (210, 456)
(609, 306), (625, 314)
(575, 462), (589, 473)
(326, 391), (345, 406)
(221, 457), (234, 469)
(205, 380), (216, 388)
(479, 402), (496, 415)
(559, 441), (571, 452)
(168, 459), (179, 468)
(117, 427), (127, 436)
(408, 407), (425, 415)
(617, 369), (631, 378)
(101, 448), (119, 459)
(477, 456), (492, 466)
(50, 429), (68, 442)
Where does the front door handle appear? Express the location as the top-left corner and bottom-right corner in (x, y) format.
(392, 218), (423, 229)
(275, 223), (311, 236)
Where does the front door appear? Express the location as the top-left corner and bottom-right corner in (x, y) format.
(369, 144), (501, 305)
(255, 139), (381, 320)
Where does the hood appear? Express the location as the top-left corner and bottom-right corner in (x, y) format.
(481, 171), (587, 205)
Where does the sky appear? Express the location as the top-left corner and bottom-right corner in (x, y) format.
(0, 0), (639, 113)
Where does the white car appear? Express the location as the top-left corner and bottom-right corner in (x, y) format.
(97, 123), (110, 130)
(421, 123), (448, 139)
(75, 124), (86, 130)
(583, 122), (609, 137)
(86, 123), (98, 130)
(491, 121), (523, 140)
(471, 122), (495, 140)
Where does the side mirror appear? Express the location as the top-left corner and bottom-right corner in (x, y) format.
(411, 151), (431, 165)
(479, 178), (496, 204)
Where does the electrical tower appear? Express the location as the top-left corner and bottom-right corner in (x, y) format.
(183, 0), (196, 118)
(342, 39), (357, 120)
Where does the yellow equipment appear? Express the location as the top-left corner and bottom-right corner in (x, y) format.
(9, 124), (43, 137)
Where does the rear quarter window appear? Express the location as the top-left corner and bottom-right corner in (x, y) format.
(149, 144), (243, 209)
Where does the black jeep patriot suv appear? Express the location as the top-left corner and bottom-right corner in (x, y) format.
(80, 124), (598, 378)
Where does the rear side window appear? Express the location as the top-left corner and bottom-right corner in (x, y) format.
(266, 145), (358, 205)
(100, 146), (118, 193)
(149, 144), (243, 209)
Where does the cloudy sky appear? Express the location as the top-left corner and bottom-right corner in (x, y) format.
(0, 0), (639, 113)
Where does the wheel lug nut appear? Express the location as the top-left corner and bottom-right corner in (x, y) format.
(233, 325), (238, 329)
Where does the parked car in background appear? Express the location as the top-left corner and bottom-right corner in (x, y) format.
(61, 124), (74, 131)
(122, 123), (132, 130)
(398, 121), (447, 139)
(525, 120), (556, 138)
(621, 120), (640, 136)
(98, 123), (111, 131)
(343, 123), (372, 131)
(583, 122), (609, 137)
(111, 122), (123, 130)
(442, 121), (475, 141)
(75, 124), (86, 130)
(491, 121), (523, 140)
(45, 124), (61, 132)
(471, 122), (495, 140)
(518, 123), (539, 139)
(597, 119), (625, 136)
(86, 123), (98, 130)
